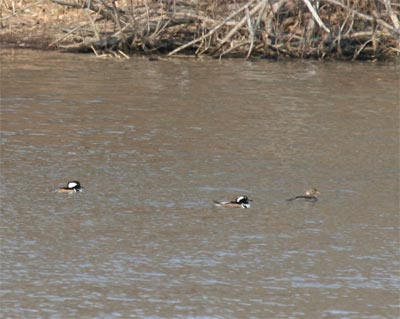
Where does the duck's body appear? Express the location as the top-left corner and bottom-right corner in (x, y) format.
(287, 188), (320, 202)
(214, 196), (252, 208)
(55, 181), (83, 194)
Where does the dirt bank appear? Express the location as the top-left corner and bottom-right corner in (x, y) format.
(0, 0), (86, 49)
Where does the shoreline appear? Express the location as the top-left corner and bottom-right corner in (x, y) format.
(1, 0), (399, 60)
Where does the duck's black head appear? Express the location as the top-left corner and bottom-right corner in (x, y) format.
(235, 196), (252, 208)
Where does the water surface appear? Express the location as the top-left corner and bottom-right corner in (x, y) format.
(1, 49), (399, 318)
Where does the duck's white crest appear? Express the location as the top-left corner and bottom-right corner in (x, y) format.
(67, 181), (78, 188)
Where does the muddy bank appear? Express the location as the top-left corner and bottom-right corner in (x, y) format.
(0, 0), (86, 50)
(1, 0), (399, 60)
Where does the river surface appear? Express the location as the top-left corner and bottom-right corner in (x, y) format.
(1, 49), (399, 319)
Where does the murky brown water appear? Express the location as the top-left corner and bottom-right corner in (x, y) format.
(1, 49), (399, 318)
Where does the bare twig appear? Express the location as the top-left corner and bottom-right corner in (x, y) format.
(49, 21), (93, 46)
(220, 40), (251, 58)
(168, 0), (257, 56)
(118, 49), (130, 59)
(384, 0), (399, 30)
(353, 39), (373, 60)
(302, 0), (330, 33)
(245, 7), (254, 59)
(323, 0), (400, 35)
(85, 9), (100, 40)
(216, 0), (267, 52)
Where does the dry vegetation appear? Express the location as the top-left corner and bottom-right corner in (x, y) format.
(1, 0), (399, 60)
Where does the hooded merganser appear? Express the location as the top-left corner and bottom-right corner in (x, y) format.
(213, 195), (253, 208)
(287, 188), (320, 202)
(55, 181), (83, 194)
